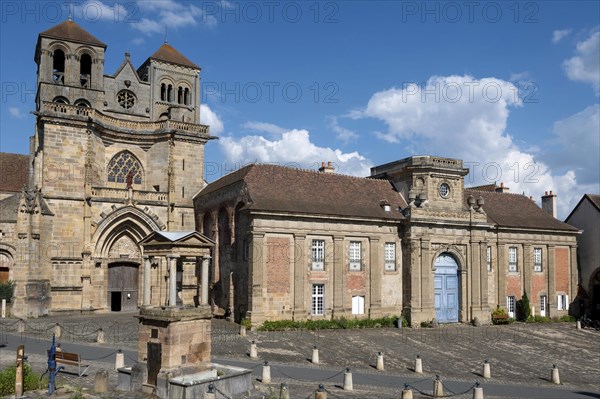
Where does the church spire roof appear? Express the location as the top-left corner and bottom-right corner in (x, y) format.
(39, 20), (106, 48)
(148, 43), (199, 69)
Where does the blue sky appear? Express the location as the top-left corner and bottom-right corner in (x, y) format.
(1, 1), (598, 218)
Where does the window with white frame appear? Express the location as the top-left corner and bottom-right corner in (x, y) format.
(557, 294), (569, 311)
(486, 246), (492, 272)
(349, 241), (361, 271)
(507, 295), (516, 318)
(384, 242), (396, 271)
(351, 295), (365, 315)
(311, 240), (325, 270)
(312, 284), (325, 315)
(533, 248), (542, 272)
(508, 247), (518, 272)
(540, 295), (547, 317)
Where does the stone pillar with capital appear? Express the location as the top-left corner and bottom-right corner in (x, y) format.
(143, 256), (152, 307)
(168, 255), (179, 307)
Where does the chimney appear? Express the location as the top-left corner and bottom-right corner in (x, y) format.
(495, 182), (510, 193)
(318, 161), (335, 174)
(541, 190), (557, 218)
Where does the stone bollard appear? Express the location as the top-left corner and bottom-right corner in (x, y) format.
(249, 340), (258, 358)
(279, 383), (290, 399)
(433, 375), (444, 398)
(401, 384), (414, 399)
(96, 328), (105, 343)
(415, 354), (423, 373)
(262, 361), (271, 384)
(94, 370), (109, 393)
(204, 383), (217, 399)
(576, 320), (581, 330)
(343, 368), (353, 391)
(115, 349), (125, 370)
(240, 325), (247, 337)
(472, 382), (484, 399)
(1, 299), (6, 318)
(17, 319), (25, 333)
(551, 364), (560, 384)
(54, 323), (62, 339)
(312, 346), (320, 364)
(483, 359), (491, 379)
(315, 384), (327, 399)
(376, 352), (384, 371)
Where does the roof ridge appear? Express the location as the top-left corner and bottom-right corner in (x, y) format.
(465, 188), (529, 197)
(251, 162), (384, 182)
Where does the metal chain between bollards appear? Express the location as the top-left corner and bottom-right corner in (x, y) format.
(80, 350), (120, 361)
(406, 379), (480, 398)
(271, 366), (346, 383)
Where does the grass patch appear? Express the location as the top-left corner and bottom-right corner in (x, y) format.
(258, 316), (406, 331)
(0, 363), (47, 396)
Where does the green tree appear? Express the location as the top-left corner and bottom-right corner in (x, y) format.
(517, 291), (531, 321)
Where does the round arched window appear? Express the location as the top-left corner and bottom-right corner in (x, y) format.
(117, 90), (136, 109)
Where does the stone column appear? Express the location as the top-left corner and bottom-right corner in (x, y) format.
(480, 241), (489, 310)
(471, 242), (481, 313)
(523, 244), (532, 297)
(420, 239), (432, 313)
(497, 244), (506, 306)
(332, 237), (344, 316)
(369, 238), (382, 317)
(250, 233), (265, 319)
(168, 255), (180, 307)
(143, 256), (152, 307)
(548, 245), (556, 315)
(201, 256), (211, 305)
(293, 234), (306, 319)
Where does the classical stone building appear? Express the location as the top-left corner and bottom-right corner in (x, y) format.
(2, 19), (215, 317)
(565, 194), (600, 319)
(194, 157), (580, 325)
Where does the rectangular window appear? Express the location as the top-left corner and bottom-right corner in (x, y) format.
(508, 247), (518, 272)
(351, 295), (365, 315)
(384, 242), (396, 271)
(243, 239), (249, 261)
(312, 284), (324, 315)
(540, 295), (547, 317)
(486, 246), (492, 272)
(507, 295), (516, 318)
(557, 294), (569, 311)
(349, 241), (361, 271)
(311, 240), (325, 270)
(534, 248), (542, 272)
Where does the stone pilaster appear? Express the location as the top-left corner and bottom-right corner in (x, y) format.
(332, 236), (344, 316)
(292, 234), (306, 319)
(249, 233), (265, 322)
(523, 244), (532, 297)
(497, 244), (506, 307)
(369, 238), (382, 318)
(548, 245), (556, 315)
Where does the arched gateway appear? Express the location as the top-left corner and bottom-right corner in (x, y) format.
(434, 253), (459, 323)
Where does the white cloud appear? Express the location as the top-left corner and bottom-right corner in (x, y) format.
(552, 29), (572, 44)
(563, 31), (600, 94)
(132, 0), (216, 35)
(242, 121), (287, 136)
(200, 104), (224, 135)
(219, 129), (373, 176)
(329, 116), (359, 143)
(131, 37), (144, 45)
(357, 75), (591, 218)
(75, 1), (128, 22)
(8, 107), (26, 119)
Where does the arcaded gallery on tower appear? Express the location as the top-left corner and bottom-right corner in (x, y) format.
(0, 20), (580, 325)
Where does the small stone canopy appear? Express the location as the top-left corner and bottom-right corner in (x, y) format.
(138, 230), (214, 258)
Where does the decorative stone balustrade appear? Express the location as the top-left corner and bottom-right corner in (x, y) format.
(91, 187), (168, 203)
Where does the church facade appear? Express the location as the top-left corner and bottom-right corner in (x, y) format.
(1, 20), (580, 324)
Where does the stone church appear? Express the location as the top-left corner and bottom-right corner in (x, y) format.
(0, 20), (581, 324)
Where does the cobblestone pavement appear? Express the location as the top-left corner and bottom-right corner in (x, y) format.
(1, 313), (599, 398)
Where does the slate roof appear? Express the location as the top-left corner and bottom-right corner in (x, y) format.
(587, 194), (600, 209)
(148, 43), (199, 69)
(197, 164), (406, 220)
(0, 195), (19, 222)
(39, 20), (106, 47)
(465, 189), (578, 232)
(565, 194), (600, 222)
(0, 153), (29, 193)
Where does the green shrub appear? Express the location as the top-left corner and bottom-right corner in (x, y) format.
(240, 318), (252, 330)
(0, 363), (47, 396)
(552, 315), (576, 323)
(258, 316), (404, 331)
(491, 307), (510, 324)
(516, 291), (531, 321)
(527, 315), (551, 323)
(0, 281), (14, 303)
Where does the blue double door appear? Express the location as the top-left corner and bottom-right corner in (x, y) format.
(434, 254), (459, 323)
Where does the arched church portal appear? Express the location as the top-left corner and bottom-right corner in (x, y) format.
(434, 253), (460, 323)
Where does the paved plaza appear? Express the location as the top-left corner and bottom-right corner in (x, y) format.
(0, 313), (599, 398)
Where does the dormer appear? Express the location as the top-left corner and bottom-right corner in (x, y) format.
(137, 43), (201, 123)
(34, 19), (106, 108)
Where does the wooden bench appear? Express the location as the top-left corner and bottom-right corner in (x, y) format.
(492, 314), (509, 324)
(48, 351), (90, 376)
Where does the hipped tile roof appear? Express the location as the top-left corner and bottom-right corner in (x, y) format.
(465, 189), (578, 232)
(149, 43), (199, 69)
(39, 20), (106, 47)
(198, 164), (406, 220)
